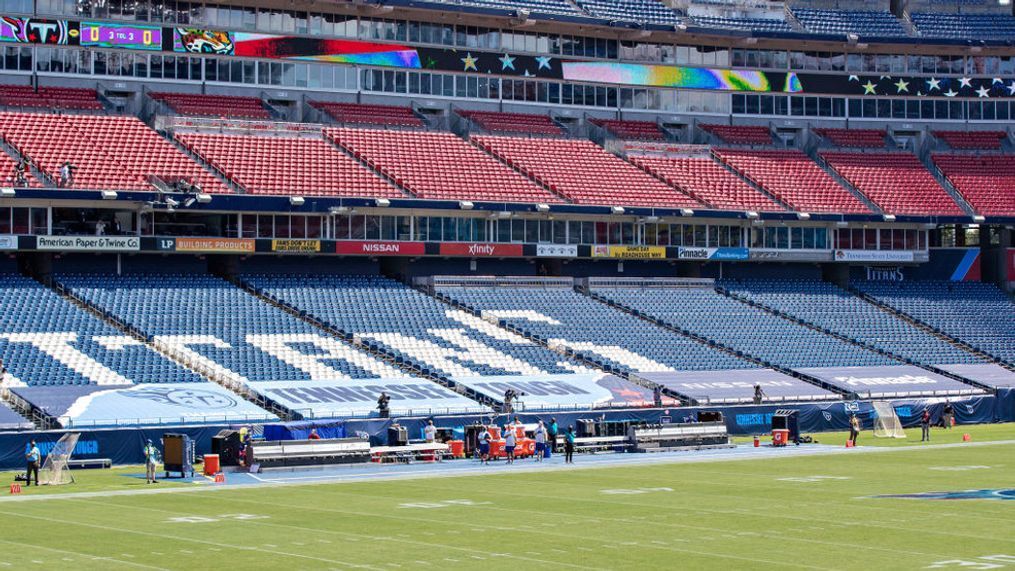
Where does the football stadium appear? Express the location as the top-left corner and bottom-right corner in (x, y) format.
(0, 0), (1013, 567)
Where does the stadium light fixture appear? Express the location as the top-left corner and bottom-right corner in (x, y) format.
(680, 208), (694, 216)
(882, 214), (897, 222)
(745, 211), (759, 220)
(645, 215), (660, 223)
(195, 193), (212, 204)
(164, 197), (179, 208)
(100, 190), (118, 200)
(797, 212), (811, 221)
(459, 200), (475, 210)
(183, 197), (197, 208)
(329, 206), (349, 214)
(375, 198), (391, 208)
(847, 33), (859, 45)
(972, 215), (986, 223)
(611, 206), (626, 215)
(0, 188), (15, 197)
(536, 203), (551, 213)
(836, 220), (849, 228)
(497, 211), (512, 218)
(289, 196), (305, 207)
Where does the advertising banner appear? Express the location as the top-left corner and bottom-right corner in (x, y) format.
(677, 247), (749, 261)
(452, 374), (674, 409)
(834, 250), (915, 263)
(750, 249), (831, 262)
(797, 365), (980, 397)
(0, 235), (17, 250)
(174, 237), (254, 253)
(636, 369), (837, 403)
(10, 384), (274, 428)
(335, 241), (426, 256)
(591, 245), (666, 259)
(439, 243), (524, 257)
(36, 235), (139, 252)
(536, 244), (578, 258)
(271, 239), (321, 253)
(0, 17), (79, 45)
(245, 379), (486, 418)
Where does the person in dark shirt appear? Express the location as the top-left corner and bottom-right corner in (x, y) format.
(377, 392), (390, 418)
(942, 402), (954, 429)
(753, 384), (765, 405)
(564, 426), (576, 464)
(920, 408), (931, 442)
(848, 414), (860, 446)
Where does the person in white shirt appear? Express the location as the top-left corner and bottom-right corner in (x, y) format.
(477, 425), (492, 464)
(503, 424), (517, 464)
(423, 420), (437, 443)
(533, 420), (547, 462)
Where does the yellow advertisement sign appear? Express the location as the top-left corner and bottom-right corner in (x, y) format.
(591, 245), (666, 259)
(175, 237), (255, 253)
(272, 239), (321, 253)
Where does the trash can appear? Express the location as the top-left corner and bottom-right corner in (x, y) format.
(772, 429), (789, 447)
(203, 454), (220, 475)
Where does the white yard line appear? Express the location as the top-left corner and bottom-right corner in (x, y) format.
(0, 538), (169, 571)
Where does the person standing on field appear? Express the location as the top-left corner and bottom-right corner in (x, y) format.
(848, 414), (860, 446)
(920, 408), (931, 442)
(534, 420), (547, 462)
(564, 425), (576, 464)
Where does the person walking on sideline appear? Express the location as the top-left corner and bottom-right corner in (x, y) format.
(477, 425), (492, 464)
(920, 408), (932, 442)
(534, 420), (547, 462)
(848, 414), (861, 447)
(503, 425), (517, 464)
(564, 425), (576, 464)
(548, 417), (559, 454)
(144, 439), (159, 484)
(25, 440), (40, 486)
(942, 401), (954, 429)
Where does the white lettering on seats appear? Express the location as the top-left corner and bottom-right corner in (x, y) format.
(245, 333), (404, 380)
(0, 332), (131, 385)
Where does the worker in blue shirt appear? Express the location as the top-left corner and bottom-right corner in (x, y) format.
(25, 440), (40, 486)
(564, 426), (576, 464)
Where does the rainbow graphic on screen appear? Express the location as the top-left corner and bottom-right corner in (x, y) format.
(562, 62), (802, 93)
(233, 33), (420, 69)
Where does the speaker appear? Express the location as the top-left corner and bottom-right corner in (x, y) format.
(162, 433), (194, 476)
(698, 411), (723, 423)
(387, 425), (408, 447)
(211, 429), (241, 466)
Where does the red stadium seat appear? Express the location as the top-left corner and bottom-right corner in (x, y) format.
(311, 102), (424, 128)
(700, 124), (773, 146)
(591, 119), (665, 141)
(931, 154), (1015, 216)
(716, 148), (870, 213)
(474, 135), (701, 207)
(932, 130), (1007, 150)
(819, 151), (963, 215)
(150, 92), (271, 120)
(460, 110), (564, 136)
(326, 128), (564, 203)
(176, 131), (401, 198)
(813, 128), (886, 148)
(631, 155), (784, 211)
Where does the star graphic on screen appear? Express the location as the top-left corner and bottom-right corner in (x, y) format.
(959, 77), (972, 88)
(535, 56), (552, 70)
(862, 80), (877, 95)
(925, 78), (941, 91)
(975, 85), (991, 98)
(461, 53), (478, 71)
(944, 88), (958, 98)
(848, 75), (859, 82)
(894, 78), (909, 93)
(424, 56), (438, 69)
(498, 53), (516, 70)
(1008, 81), (1015, 96)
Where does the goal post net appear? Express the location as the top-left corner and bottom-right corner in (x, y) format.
(40, 432), (80, 485)
(872, 402), (906, 439)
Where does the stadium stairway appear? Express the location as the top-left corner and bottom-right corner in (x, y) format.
(807, 151), (885, 215)
(715, 285), (994, 392)
(848, 286), (1015, 372)
(48, 276), (294, 421)
(579, 287), (854, 400)
(232, 276), (495, 409)
(916, 153), (978, 217)
(163, 135), (244, 194)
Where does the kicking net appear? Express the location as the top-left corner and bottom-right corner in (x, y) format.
(872, 401), (906, 438)
(40, 432), (80, 485)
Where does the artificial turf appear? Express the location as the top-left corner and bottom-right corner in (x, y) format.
(0, 423), (1011, 570)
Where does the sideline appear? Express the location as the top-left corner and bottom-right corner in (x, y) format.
(2, 438), (1012, 503)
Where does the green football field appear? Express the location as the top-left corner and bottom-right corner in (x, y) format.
(0, 424), (1012, 570)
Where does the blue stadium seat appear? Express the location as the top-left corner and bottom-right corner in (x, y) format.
(721, 279), (983, 366)
(690, 15), (794, 32)
(436, 285), (754, 373)
(591, 286), (897, 370)
(576, 0), (682, 25)
(910, 12), (1015, 40)
(852, 281), (1015, 364)
(792, 8), (909, 36)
